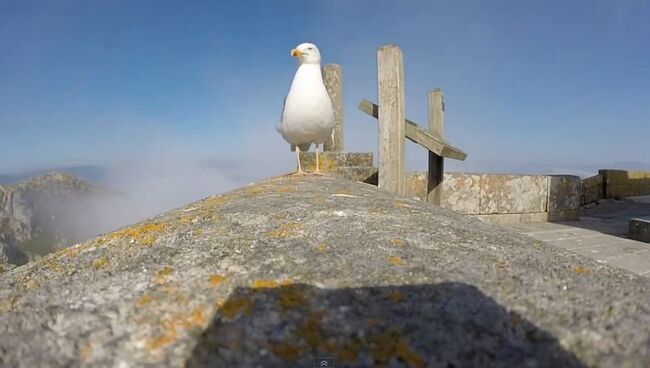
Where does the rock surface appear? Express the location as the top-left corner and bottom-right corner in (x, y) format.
(1, 175), (649, 367)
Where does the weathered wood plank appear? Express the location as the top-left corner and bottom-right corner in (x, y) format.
(377, 45), (406, 195)
(428, 89), (445, 205)
(323, 64), (344, 152)
(358, 99), (467, 161)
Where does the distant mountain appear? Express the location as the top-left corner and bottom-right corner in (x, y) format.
(0, 171), (115, 268)
(0, 166), (108, 185)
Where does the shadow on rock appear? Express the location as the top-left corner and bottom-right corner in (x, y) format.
(187, 282), (584, 367)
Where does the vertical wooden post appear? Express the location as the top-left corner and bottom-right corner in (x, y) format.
(427, 89), (444, 205)
(323, 64), (344, 152)
(377, 45), (406, 195)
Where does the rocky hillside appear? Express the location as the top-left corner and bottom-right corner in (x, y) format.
(0, 172), (111, 268)
(0, 175), (648, 367)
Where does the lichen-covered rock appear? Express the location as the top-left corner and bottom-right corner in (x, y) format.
(0, 175), (649, 367)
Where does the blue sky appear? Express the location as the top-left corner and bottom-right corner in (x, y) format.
(1, 0), (649, 179)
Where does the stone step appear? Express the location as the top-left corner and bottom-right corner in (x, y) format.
(298, 152), (374, 170)
(629, 217), (650, 243)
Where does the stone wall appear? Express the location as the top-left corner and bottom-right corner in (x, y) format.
(600, 170), (650, 199)
(581, 174), (604, 205)
(405, 172), (581, 224)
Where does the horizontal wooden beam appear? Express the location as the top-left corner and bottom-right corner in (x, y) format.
(358, 99), (467, 161)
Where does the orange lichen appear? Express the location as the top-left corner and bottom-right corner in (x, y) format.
(393, 201), (408, 208)
(391, 238), (404, 246)
(270, 342), (301, 362)
(372, 332), (424, 368)
(316, 244), (327, 252)
(387, 256), (404, 266)
(154, 266), (175, 283)
(264, 222), (302, 238)
(91, 256), (108, 269)
(186, 307), (206, 328)
(574, 266), (591, 275)
(137, 294), (154, 306)
(337, 339), (363, 363)
(252, 278), (294, 289)
(147, 331), (177, 350)
(209, 274), (227, 287)
(277, 285), (306, 311)
(387, 290), (404, 303)
(218, 297), (253, 320)
(106, 222), (167, 246)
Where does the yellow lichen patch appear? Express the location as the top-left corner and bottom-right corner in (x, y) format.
(277, 285), (306, 311)
(387, 256), (404, 266)
(574, 266), (591, 275)
(137, 294), (154, 307)
(147, 330), (177, 350)
(157, 266), (175, 277)
(179, 215), (193, 225)
(393, 201), (409, 208)
(391, 238), (404, 246)
(60, 246), (82, 259)
(264, 222), (302, 238)
(203, 195), (229, 208)
(394, 338), (425, 368)
(316, 244), (327, 252)
(193, 228), (204, 236)
(270, 342), (301, 362)
(106, 222), (167, 246)
(209, 274), (227, 287)
(24, 278), (40, 291)
(153, 266), (175, 283)
(252, 278), (294, 289)
(0, 296), (19, 314)
(372, 332), (424, 368)
(218, 297), (253, 320)
(91, 256), (108, 270)
(387, 290), (404, 303)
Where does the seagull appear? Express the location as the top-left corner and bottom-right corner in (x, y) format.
(277, 42), (335, 175)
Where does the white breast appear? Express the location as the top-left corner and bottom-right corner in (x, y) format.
(278, 64), (335, 146)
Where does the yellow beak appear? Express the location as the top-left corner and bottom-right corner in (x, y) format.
(291, 49), (304, 57)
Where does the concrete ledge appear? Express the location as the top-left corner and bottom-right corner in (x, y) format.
(299, 152), (373, 171)
(630, 217), (650, 243)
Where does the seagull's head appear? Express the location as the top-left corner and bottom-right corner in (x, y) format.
(290, 43), (321, 65)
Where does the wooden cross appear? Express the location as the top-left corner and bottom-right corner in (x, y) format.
(358, 44), (467, 203)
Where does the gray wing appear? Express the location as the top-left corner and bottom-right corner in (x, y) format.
(276, 96), (287, 134)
